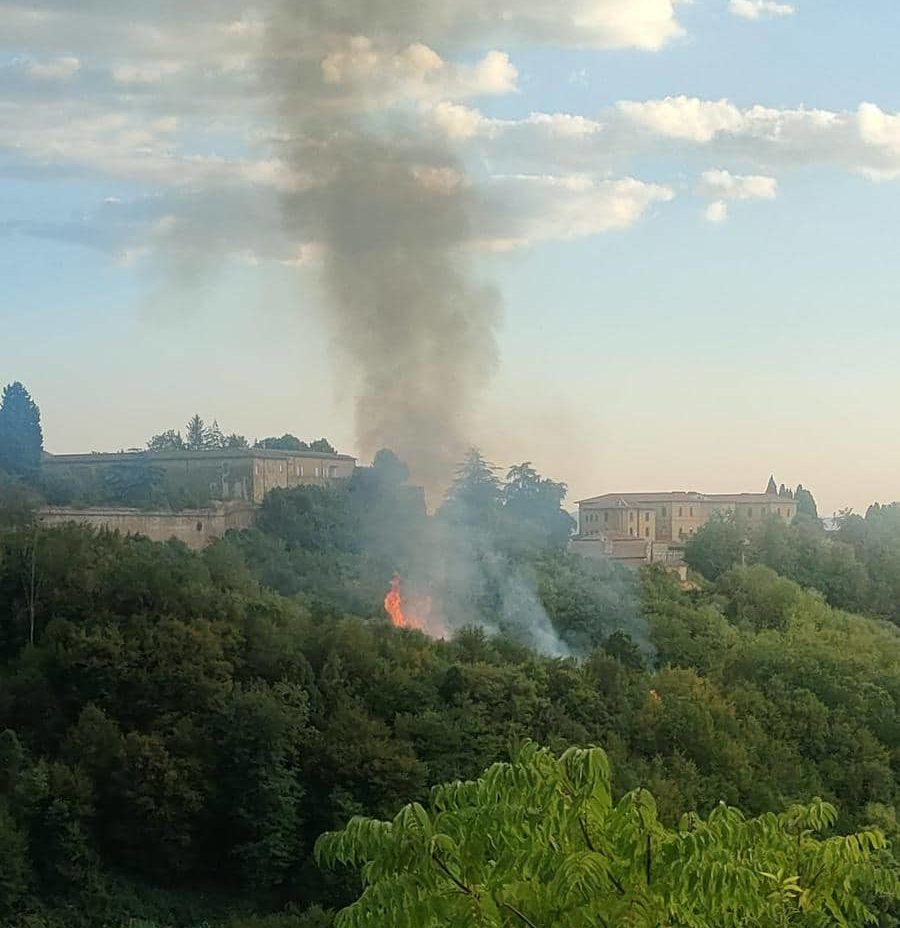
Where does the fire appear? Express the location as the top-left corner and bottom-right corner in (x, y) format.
(384, 573), (431, 632)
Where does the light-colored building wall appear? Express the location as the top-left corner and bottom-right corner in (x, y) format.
(573, 489), (798, 569)
(39, 502), (257, 551)
(44, 449), (357, 506)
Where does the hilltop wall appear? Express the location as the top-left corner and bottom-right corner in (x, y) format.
(39, 503), (257, 550)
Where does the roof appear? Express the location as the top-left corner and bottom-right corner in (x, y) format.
(44, 448), (356, 464)
(577, 491), (796, 506)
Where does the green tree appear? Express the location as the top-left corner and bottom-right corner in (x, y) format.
(0, 383), (43, 479)
(207, 420), (225, 449)
(501, 462), (574, 551)
(0, 475), (40, 529)
(256, 435), (308, 451)
(147, 429), (184, 451)
(309, 438), (337, 454)
(224, 433), (250, 449)
(716, 564), (800, 632)
(795, 484), (819, 520)
(185, 414), (208, 451)
(439, 449), (501, 530)
(317, 744), (896, 928)
(683, 511), (744, 580)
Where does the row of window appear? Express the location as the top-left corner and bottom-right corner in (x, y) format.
(253, 463), (337, 478)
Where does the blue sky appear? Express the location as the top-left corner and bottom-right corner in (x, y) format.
(2, 1), (900, 514)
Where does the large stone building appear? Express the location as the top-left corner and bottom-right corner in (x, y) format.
(43, 447), (356, 505)
(571, 489), (797, 569)
(39, 447), (357, 547)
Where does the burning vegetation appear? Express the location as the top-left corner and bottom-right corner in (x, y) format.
(384, 573), (441, 637)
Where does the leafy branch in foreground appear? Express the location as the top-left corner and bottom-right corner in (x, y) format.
(317, 743), (897, 928)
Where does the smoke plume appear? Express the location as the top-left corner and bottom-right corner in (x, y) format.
(267, 2), (502, 494)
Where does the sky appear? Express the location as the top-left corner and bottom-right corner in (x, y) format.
(2, 0), (900, 516)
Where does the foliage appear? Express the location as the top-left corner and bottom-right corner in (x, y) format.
(255, 436), (337, 454)
(148, 416), (249, 452)
(796, 484), (819, 519)
(0, 448), (898, 927)
(687, 503), (900, 623)
(0, 383), (43, 480)
(0, 475), (40, 529)
(318, 743), (897, 928)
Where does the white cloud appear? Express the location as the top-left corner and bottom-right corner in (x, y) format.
(320, 39), (518, 106)
(428, 102), (487, 140)
(729, 0), (796, 20)
(22, 55), (80, 79)
(615, 96), (900, 180)
(618, 96), (745, 141)
(698, 169), (776, 221)
(698, 168), (778, 200)
(705, 201), (729, 223)
(112, 61), (183, 84)
(475, 174), (674, 250)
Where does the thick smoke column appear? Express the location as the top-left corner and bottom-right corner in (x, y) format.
(268, 2), (502, 494)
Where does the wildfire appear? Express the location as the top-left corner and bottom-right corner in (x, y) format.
(384, 573), (432, 632)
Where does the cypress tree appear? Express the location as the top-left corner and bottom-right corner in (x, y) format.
(0, 382), (43, 479)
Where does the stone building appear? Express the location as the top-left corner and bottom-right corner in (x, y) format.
(39, 502), (257, 551)
(571, 489), (797, 569)
(43, 447), (356, 506)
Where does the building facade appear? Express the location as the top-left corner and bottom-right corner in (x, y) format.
(572, 489), (797, 569)
(43, 448), (357, 506)
(39, 502), (257, 551)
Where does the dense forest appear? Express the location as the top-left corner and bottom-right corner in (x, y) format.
(0, 382), (898, 926)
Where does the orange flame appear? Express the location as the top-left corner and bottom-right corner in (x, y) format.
(384, 573), (432, 632)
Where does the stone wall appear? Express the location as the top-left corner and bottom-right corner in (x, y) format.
(39, 503), (257, 551)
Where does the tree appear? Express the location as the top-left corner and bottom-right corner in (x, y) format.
(224, 433), (250, 449)
(147, 429), (184, 451)
(207, 420), (225, 450)
(683, 511), (744, 580)
(439, 449), (502, 530)
(371, 449), (410, 488)
(0, 475), (40, 529)
(795, 484), (819, 520)
(317, 743), (896, 928)
(0, 382), (43, 479)
(309, 438), (337, 454)
(501, 462), (574, 551)
(256, 435), (308, 452)
(185, 414), (208, 451)
(766, 475), (778, 495)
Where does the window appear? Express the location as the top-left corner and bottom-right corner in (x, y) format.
(678, 507), (683, 517)
(777, 507), (782, 516)
(662, 506), (667, 517)
(645, 527), (650, 538)
(629, 528), (634, 537)
(645, 512), (650, 522)
(689, 507), (693, 516)
(629, 511), (634, 521)
(748, 508), (753, 518)
(603, 512), (608, 523)
(329, 465), (337, 478)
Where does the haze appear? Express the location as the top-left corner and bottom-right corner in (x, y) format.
(3, 0), (900, 515)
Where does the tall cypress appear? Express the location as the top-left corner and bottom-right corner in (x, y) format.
(0, 382), (43, 479)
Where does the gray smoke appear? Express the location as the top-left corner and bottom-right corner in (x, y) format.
(267, 2), (502, 495)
